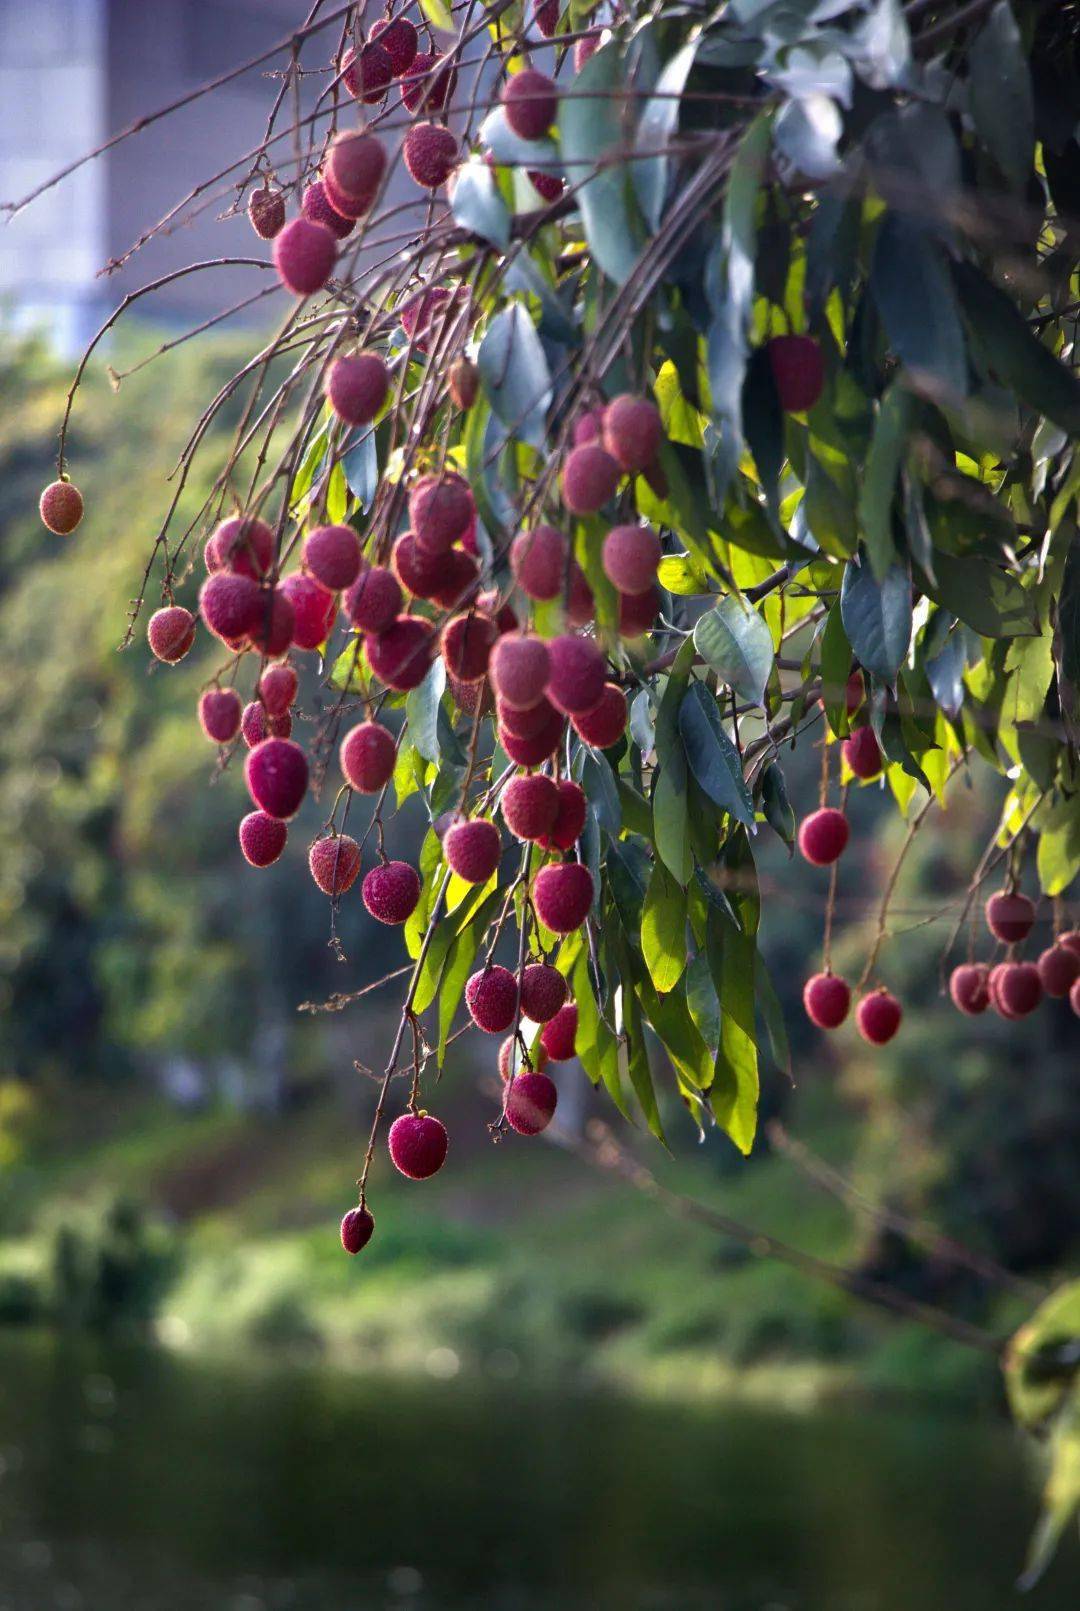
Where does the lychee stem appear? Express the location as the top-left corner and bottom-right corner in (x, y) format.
(493, 840), (533, 1139)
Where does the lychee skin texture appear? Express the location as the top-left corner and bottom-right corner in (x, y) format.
(309, 835), (362, 896)
(273, 217), (337, 296)
(198, 688), (242, 743)
(409, 474), (475, 552)
(519, 963), (567, 1024)
(247, 587), (296, 659)
(987, 963), (1016, 1019)
(842, 724), (882, 781)
(1038, 944), (1080, 998)
(442, 611), (496, 682)
(949, 963), (991, 1016)
(539, 1002), (578, 1062)
(510, 525), (567, 602)
(279, 573), (337, 651)
(206, 514), (275, 579)
(245, 737), (309, 821)
(302, 180), (353, 239)
(985, 890), (1036, 944)
(39, 480), (84, 535)
(502, 69), (558, 140)
(803, 973), (850, 1029)
(490, 634), (552, 711)
(259, 663), (298, 718)
(533, 0), (560, 38)
(448, 673), (494, 718)
(498, 1036), (549, 1080)
(537, 780), (587, 853)
(618, 585), (660, 638)
(326, 130), (387, 217)
(855, 989), (902, 1046)
(498, 695), (557, 741)
(366, 615), (435, 692)
(767, 335), (825, 414)
(362, 860), (421, 925)
(505, 1072), (558, 1137)
(502, 774), (560, 842)
(575, 34), (600, 71)
(404, 123), (460, 189)
(248, 186), (285, 239)
(340, 721), (396, 794)
(567, 563), (595, 627)
(148, 606), (196, 663)
(303, 524), (362, 592)
(797, 808), (850, 867)
(388, 1112), (448, 1180)
(200, 572), (261, 643)
(1060, 931), (1080, 958)
(533, 862), (594, 935)
(845, 669), (865, 716)
(528, 168), (564, 202)
(344, 566), (402, 634)
(466, 966), (519, 1034)
(478, 590), (519, 636)
(340, 1205), (375, 1255)
(997, 961), (1044, 1018)
(371, 14), (419, 74)
(573, 410), (603, 446)
(401, 53), (457, 114)
(500, 705), (565, 766)
(602, 523), (661, 596)
(341, 41), (393, 103)
(390, 528), (445, 600)
(545, 634), (608, 717)
(399, 286), (456, 352)
(239, 811), (287, 868)
(428, 549), (480, 612)
(326, 353), (389, 427)
(571, 683), (627, 750)
(445, 819), (501, 885)
(602, 395), (662, 474)
(561, 444), (620, 514)
(242, 700), (292, 748)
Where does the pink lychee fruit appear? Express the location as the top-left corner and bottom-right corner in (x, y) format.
(279, 572), (337, 650)
(273, 216), (337, 296)
(602, 395), (662, 473)
(497, 695), (557, 741)
(573, 410), (603, 446)
(533, 862), (594, 934)
(499, 705), (565, 765)
(428, 548), (480, 612)
(539, 1001), (577, 1061)
(409, 473), (475, 552)
(340, 720), (396, 793)
(1038, 944), (1080, 998)
(533, 0), (560, 38)
(465, 965), (519, 1034)
(949, 963), (991, 1015)
(602, 523), (661, 595)
(401, 52), (457, 114)
(985, 890), (1036, 945)
(490, 634), (551, 711)
(1060, 931), (1080, 957)
(244, 737), (309, 820)
(242, 700), (292, 748)
(995, 960), (1043, 1018)
(448, 673), (494, 718)
(366, 614), (435, 691)
(198, 688), (242, 743)
(842, 724), (882, 781)
(371, 14), (419, 74)
(561, 444), (620, 514)
(340, 1205), (375, 1254)
(442, 610), (496, 681)
(39, 480), (84, 535)
(259, 663), (298, 717)
(239, 811), (288, 867)
(537, 779), (587, 852)
(505, 1071), (558, 1136)
(545, 634), (607, 716)
(502, 69), (557, 140)
(403, 122), (459, 189)
(855, 988), (902, 1045)
(362, 860), (421, 924)
(248, 185), (285, 239)
(510, 524), (567, 602)
(528, 168), (564, 202)
(344, 565), (402, 633)
(519, 962), (567, 1023)
(247, 587), (296, 659)
(206, 514), (275, 579)
(803, 972), (850, 1029)
(303, 523), (362, 591)
(302, 180), (354, 239)
(501, 774), (560, 841)
(445, 819), (502, 884)
(199, 572), (262, 643)
(797, 808), (850, 867)
(574, 34), (600, 71)
(567, 563), (595, 627)
(148, 605), (197, 663)
(325, 129), (387, 217)
(341, 40), (393, 103)
(571, 683), (627, 749)
(309, 834), (362, 896)
(767, 335), (825, 414)
(388, 1111), (448, 1179)
(618, 585), (660, 638)
(325, 353), (389, 426)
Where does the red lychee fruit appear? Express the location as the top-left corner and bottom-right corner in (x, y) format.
(533, 0), (559, 37)
(325, 353), (389, 426)
(344, 565), (402, 633)
(498, 1035), (549, 1079)
(497, 695), (557, 741)
(242, 699), (292, 748)
(302, 180), (353, 239)
(259, 663), (298, 717)
(490, 633), (551, 710)
(618, 585), (660, 638)
(478, 589), (519, 635)
(537, 779), (587, 852)
(403, 123), (459, 188)
(539, 1001), (578, 1061)
(198, 688), (242, 743)
(309, 834), (362, 896)
(949, 963), (991, 1015)
(995, 960), (1043, 1017)
(533, 862), (594, 934)
(341, 40), (393, 103)
(602, 395), (662, 473)
(1059, 930), (1080, 957)
(545, 634), (607, 716)
(448, 673), (494, 718)
(362, 860), (421, 924)
(574, 33), (600, 70)
(248, 587), (296, 659)
(401, 52), (457, 114)
(803, 972), (850, 1029)
(245, 737), (309, 820)
(510, 525), (567, 602)
(1037, 944), (1080, 998)
(326, 129), (387, 217)
(409, 472), (475, 552)
(502, 69), (557, 140)
(391, 530), (445, 597)
(466, 965), (519, 1033)
(442, 610), (496, 682)
(39, 479), (84, 535)
(273, 216), (337, 296)
(341, 720), (396, 794)
(842, 724), (882, 781)
(1071, 977), (1080, 1018)
(279, 572), (337, 650)
(561, 443), (620, 513)
(206, 514), (275, 579)
(399, 286), (460, 353)
(247, 185), (285, 239)
(845, 669), (865, 715)
(340, 1205), (375, 1254)
(429, 549), (480, 612)
(797, 807), (850, 867)
(448, 356), (479, 410)
(200, 571), (262, 643)
(445, 819), (501, 884)
(371, 14), (419, 74)
(500, 705), (565, 765)
(501, 774), (560, 841)
(567, 563), (595, 627)
(573, 410), (603, 446)
(367, 614), (435, 691)
(985, 890), (1036, 944)
(855, 988), (902, 1045)
(767, 335), (825, 414)
(239, 811), (287, 868)
(147, 606), (196, 663)
(303, 524), (362, 592)
(601, 523), (661, 597)
(388, 1111), (448, 1179)
(505, 1071), (558, 1136)
(571, 683), (627, 750)
(519, 962), (567, 1023)
(527, 169), (564, 202)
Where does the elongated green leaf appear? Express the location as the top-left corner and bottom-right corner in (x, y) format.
(652, 639), (697, 884)
(820, 594), (853, 736)
(871, 215), (967, 398)
(558, 42), (645, 284)
(858, 383), (913, 580)
(925, 552), (1039, 639)
(706, 907), (758, 1155)
(760, 760), (795, 849)
(572, 948), (630, 1116)
(840, 558), (913, 684)
(635, 969), (714, 1090)
(693, 595), (774, 707)
(969, 2), (1033, 192)
(634, 39), (699, 232)
(406, 660), (445, 764)
(677, 682), (755, 827)
(641, 860), (687, 993)
(449, 160), (511, 248)
(953, 263), (1080, 434)
(477, 302), (552, 449)
(686, 950), (720, 1055)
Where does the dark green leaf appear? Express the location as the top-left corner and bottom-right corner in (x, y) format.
(820, 594), (853, 736)
(558, 43), (645, 284)
(969, 2), (1033, 191)
(634, 38), (699, 232)
(693, 595), (774, 707)
(841, 558), (913, 684)
(652, 639), (697, 884)
(924, 552), (1039, 638)
(677, 681), (755, 828)
(641, 860), (687, 993)
(953, 263), (1080, 434)
(871, 215), (967, 398)
(477, 302), (552, 449)
(760, 760), (795, 849)
(405, 660), (445, 764)
(859, 384), (913, 580)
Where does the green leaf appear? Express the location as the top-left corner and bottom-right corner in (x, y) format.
(579, 748), (621, 837)
(641, 860), (687, 994)
(658, 553), (709, 596)
(804, 445), (858, 558)
(953, 263), (1080, 434)
(635, 969), (714, 1090)
(1056, 520), (1080, 687)
(449, 160), (511, 248)
(341, 427), (378, 509)
(706, 906), (758, 1156)
(840, 558), (913, 685)
(1036, 796), (1080, 897)
(652, 639), (697, 884)
(756, 958), (791, 1079)
(558, 42), (645, 284)
(477, 302), (552, 451)
(634, 38), (699, 232)
(405, 660), (445, 764)
(693, 595), (774, 707)
(969, 2), (1033, 192)
(572, 948), (629, 1115)
(420, 0), (453, 29)
(858, 384), (913, 580)
(760, 760), (795, 849)
(820, 594), (853, 736)
(686, 950), (720, 1055)
(924, 552), (1039, 639)
(871, 215), (967, 398)
(677, 681), (755, 828)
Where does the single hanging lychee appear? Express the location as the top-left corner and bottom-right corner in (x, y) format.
(537, 780), (587, 853)
(502, 69), (558, 140)
(1037, 944), (1080, 997)
(309, 834), (362, 896)
(302, 180), (353, 239)
(371, 14), (418, 74)
(325, 353), (389, 427)
(303, 524), (362, 592)
(444, 819), (501, 884)
(340, 721), (396, 793)
(244, 737), (309, 820)
(241, 699), (291, 748)
(403, 123), (459, 189)
(561, 444), (620, 514)
(855, 988), (902, 1045)
(259, 663), (298, 717)
(797, 808), (849, 867)
(362, 860), (421, 924)
(501, 774), (560, 842)
(602, 395), (662, 473)
(490, 634), (551, 711)
(199, 688), (242, 743)
(273, 217), (336, 296)
(539, 1002), (577, 1061)
(545, 634), (607, 716)
(388, 1112), (448, 1179)
(465, 966), (519, 1034)
(510, 525), (567, 602)
(532, 863), (594, 934)
(340, 1205), (375, 1254)
(767, 335), (825, 413)
(148, 606), (196, 663)
(601, 523), (661, 596)
(519, 963), (567, 1024)
(39, 479), (84, 535)
(571, 684), (627, 749)
(239, 811), (287, 868)
(344, 565), (401, 633)
(803, 973), (850, 1029)
(505, 1072), (558, 1136)
(948, 963), (990, 1015)
(279, 572), (337, 651)
(248, 185), (285, 239)
(341, 40), (393, 103)
(442, 611), (496, 682)
(366, 615), (435, 691)
(985, 890), (1036, 944)
(842, 724), (882, 781)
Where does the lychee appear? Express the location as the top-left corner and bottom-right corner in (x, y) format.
(855, 988), (902, 1045)
(303, 523), (362, 591)
(510, 524), (567, 602)
(845, 669), (864, 715)
(403, 123), (459, 189)
(341, 40), (393, 103)
(797, 808), (849, 867)
(259, 662), (298, 717)
(602, 395), (662, 473)
(326, 129), (387, 217)
(325, 353), (389, 426)
(995, 960), (1043, 1017)
(533, 0), (560, 37)
(490, 634), (551, 710)
(537, 779), (587, 852)
(478, 589), (519, 635)
(445, 819), (501, 884)
(574, 33), (600, 70)
(442, 610), (496, 682)
(767, 335), (825, 414)
(388, 1111), (448, 1178)
(198, 688), (242, 743)
(519, 962), (567, 1023)
(200, 572), (262, 643)
(502, 69), (557, 140)
(279, 572), (337, 650)
(409, 472), (474, 551)
(501, 774), (560, 841)
(344, 565), (402, 633)
(309, 834), (362, 896)
(528, 169), (564, 202)
(985, 890), (1036, 944)
(1037, 944), (1080, 998)
(466, 965), (519, 1033)
(949, 963), (991, 1015)
(245, 737), (309, 820)
(242, 699), (292, 747)
(366, 614), (435, 691)
(247, 587), (296, 658)
(842, 724), (882, 781)
(505, 1071), (558, 1136)
(803, 972), (850, 1029)
(206, 514), (275, 579)
(561, 443), (620, 513)
(399, 286), (458, 353)
(401, 52), (456, 114)
(448, 673), (494, 718)
(499, 1035), (549, 1080)
(148, 606), (196, 663)
(371, 14), (419, 74)
(39, 479), (84, 535)
(340, 720), (397, 793)
(545, 634), (607, 716)
(362, 859), (421, 924)
(340, 1205), (375, 1254)
(1059, 930), (1080, 957)
(539, 1001), (578, 1061)
(567, 563), (595, 627)
(571, 683), (627, 749)
(618, 585), (659, 637)
(500, 705), (565, 765)
(497, 695), (556, 741)
(533, 862), (594, 934)
(273, 216), (337, 296)
(302, 179), (353, 239)
(239, 810), (288, 867)
(1071, 977), (1080, 1018)
(602, 523), (661, 595)
(448, 356), (479, 410)
(573, 410), (603, 446)
(248, 185), (285, 239)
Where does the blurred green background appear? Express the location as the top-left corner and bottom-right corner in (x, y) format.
(1, 326), (1079, 1608)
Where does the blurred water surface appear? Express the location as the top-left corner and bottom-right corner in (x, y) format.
(0, 1330), (1076, 1611)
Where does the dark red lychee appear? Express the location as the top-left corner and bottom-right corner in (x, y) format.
(477, 589), (519, 635)
(39, 479), (84, 535)
(845, 669), (864, 715)
(539, 1002), (577, 1061)
(533, 0), (559, 37)
(1071, 977), (1080, 1018)
(341, 720), (396, 793)
(302, 180), (353, 239)
(309, 834), (362, 896)
(198, 688), (242, 743)
(399, 286), (460, 353)
(362, 860), (421, 924)
(326, 129), (387, 217)
(803, 972), (850, 1029)
(401, 52), (457, 114)
(601, 523), (661, 596)
(200, 572), (261, 643)
(442, 610), (496, 681)
(388, 1112), (448, 1179)
(445, 819), (501, 884)
(409, 473), (474, 551)
(206, 514), (275, 579)
(466, 965), (519, 1033)
(146, 606), (195, 664)
(618, 585), (659, 637)
(602, 395), (662, 473)
(995, 960), (1043, 1018)
(519, 962), (567, 1023)
(344, 565), (402, 633)
(259, 663), (298, 717)
(248, 185), (285, 239)
(273, 216), (337, 296)
(403, 123), (459, 189)
(371, 14), (418, 74)
(279, 572), (337, 650)
(304, 523), (362, 591)
(567, 563), (595, 627)
(1037, 944), (1080, 998)
(797, 807), (850, 867)
(448, 673), (494, 718)
(985, 889), (1036, 944)
(448, 356), (479, 410)
(340, 1205), (375, 1254)
(366, 614), (435, 691)
(574, 33), (600, 70)
(533, 862), (594, 934)
(510, 525), (567, 602)
(498, 1035), (549, 1079)
(247, 587), (296, 659)
(497, 695), (556, 741)
(537, 779), (587, 852)
(842, 724), (882, 781)
(855, 988), (902, 1045)
(573, 410), (603, 446)
(949, 963), (991, 1016)
(341, 40), (393, 103)
(490, 634), (551, 710)
(561, 444), (620, 513)
(242, 700), (292, 748)
(528, 168), (564, 202)
(500, 705), (565, 765)
(326, 353), (389, 427)
(245, 737), (308, 820)
(505, 1071), (558, 1136)
(767, 335), (825, 413)
(571, 683), (626, 749)
(1060, 930), (1080, 957)
(502, 774), (560, 842)
(502, 69), (557, 140)
(545, 634), (607, 716)
(239, 811), (287, 867)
